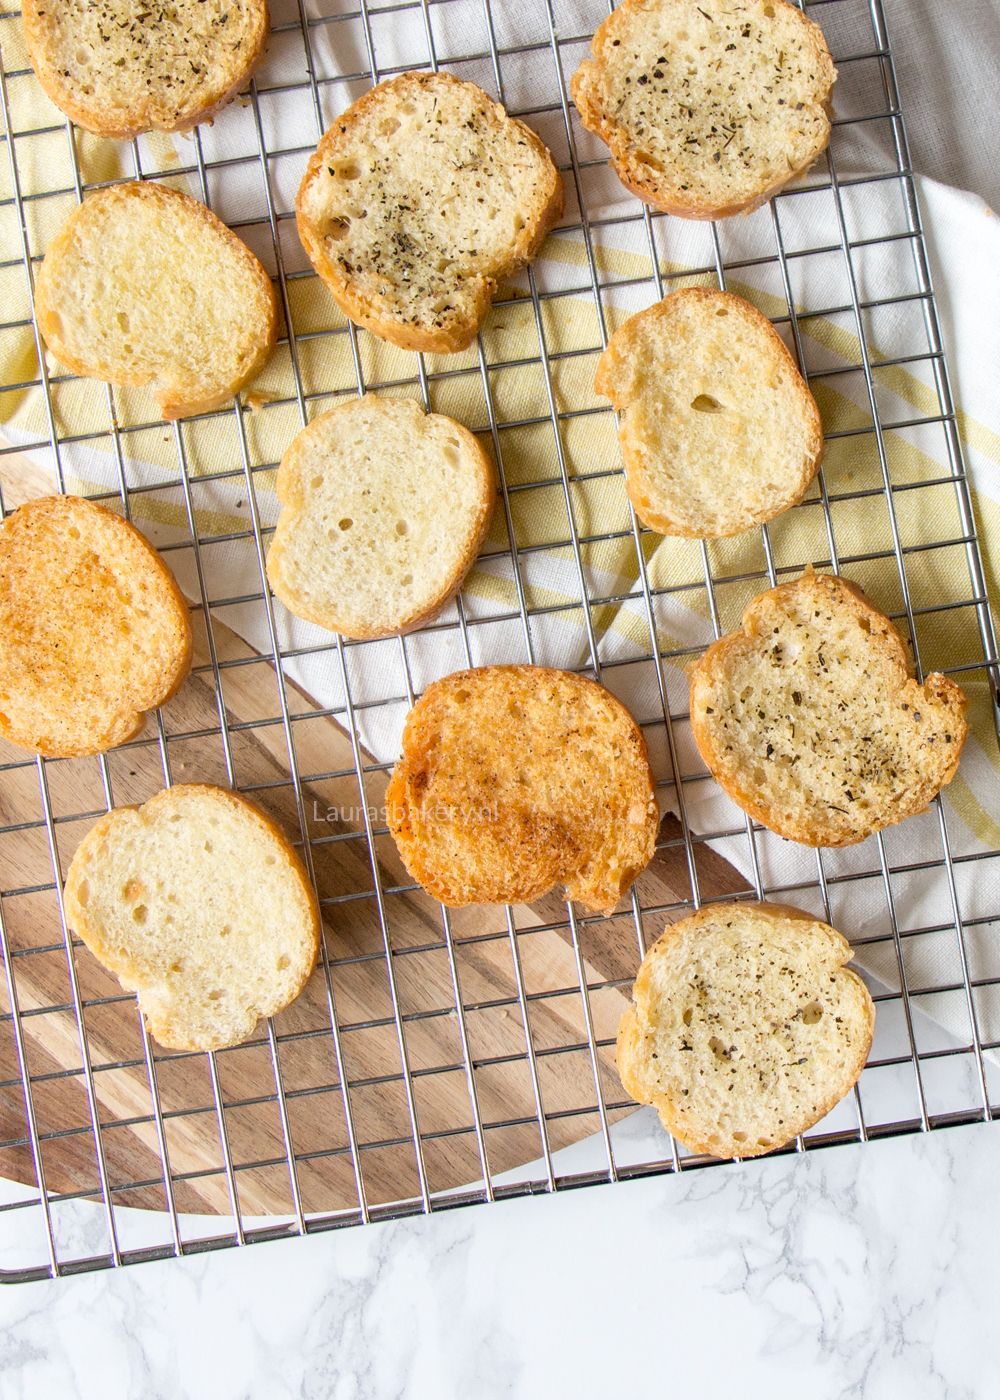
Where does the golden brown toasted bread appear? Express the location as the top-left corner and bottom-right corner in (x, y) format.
(386, 665), (659, 913)
(0, 495), (192, 757)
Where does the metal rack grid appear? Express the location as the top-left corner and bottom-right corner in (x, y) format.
(1, 0), (999, 1282)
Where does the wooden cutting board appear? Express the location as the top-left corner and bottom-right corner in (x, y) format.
(0, 461), (751, 1220)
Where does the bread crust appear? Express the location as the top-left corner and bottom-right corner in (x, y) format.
(571, 0), (836, 219)
(63, 784), (321, 1053)
(0, 494), (192, 758)
(266, 395), (496, 640)
(386, 664), (659, 913)
(688, 570), (969, 846)
(34, 182), (278, 419)
(616, 901), (875, 1157)
(296, 72), (564, 353)
(22, 0), (269, 139)
(595, 287), (823, 537)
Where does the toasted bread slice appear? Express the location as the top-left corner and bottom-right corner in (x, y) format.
(571, 0), (836, 219)
(596, 288), (822, 537)
(63, 785), (320, 1052)
(296, 71), (563, 353)
(34, 182), (277, 419)
(0, 495), (192, 758)
(617, 902), (874, 1158)
(266, 395), (495, 639)
(689, 570), (968, 846)
(386, 666), (659, 914)
(22, 0), (268, 139)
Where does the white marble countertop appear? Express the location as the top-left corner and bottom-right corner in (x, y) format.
(2, 1122), (997, 1398)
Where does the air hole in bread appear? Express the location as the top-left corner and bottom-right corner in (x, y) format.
(763, 4), (775, 15)
(682, 1007), (693, 1026)
(801, 1001), (823, 1025)
(401, 573), (413, 587)
(75, 879), (90, 907)
(169, 960), (183, 974)
(311, 476), (323, 488)
(858, 617), (871, 634)
(337, 162), (361, 181)
(732, 1131), (747, 1143)
(326, 216), (351, 241)
(208, 989), (222, 1001)
(67, 525), (80, 540)
(379, 118), (401, 136)
(709, 1036), (728, 1059)
(691, 394), (724, 413)
(116, 311), (130, 333)
(338, 517), (353, 531)
(203, 840), (213, 853)
(716, 308), (728, 317)
(277, 955), (290, 971)
(219, 924), (231, 938)
(122, 879), (142, 902)
(636, 150), (666, 173)
(395, 520), (409, 537)
(132, 904), (147, 924)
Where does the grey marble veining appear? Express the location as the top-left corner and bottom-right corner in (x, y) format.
(2, 1124), (997, 1399)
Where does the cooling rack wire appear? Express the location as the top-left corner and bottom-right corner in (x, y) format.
(0, 0), (999, 1282)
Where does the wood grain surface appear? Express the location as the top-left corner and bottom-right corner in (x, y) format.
(0, 463), (751, 1218)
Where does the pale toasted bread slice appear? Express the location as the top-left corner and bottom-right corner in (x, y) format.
(386, 666), (659, 913)
(0, 495), (192, 758)
(22, 0), (268, 139)
(296, 71), (563, 353)
(617, 902), (874, 1158)
(34, 182), (277, 419)
(571, 0), (836, 219)
(689, 570), (968, 846)
(596, 288), (822, 537)
(266, 395), (495, 639)
(63, 785), (320, 1052)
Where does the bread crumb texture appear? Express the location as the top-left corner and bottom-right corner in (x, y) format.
(34, 182), (277, 419)
(0, 495), (192, 757)
(689, 570), (968, 846)
(23, 0), (268, 138)
(386, 665), (659, 913)
(571, 0), (836, 218)
(296, 71), (563, 352)
(266, 395), (495, 639)
(617, 902), (874, 1157)
(596, 288), (822, 537)
(63, 785), (320, 1052)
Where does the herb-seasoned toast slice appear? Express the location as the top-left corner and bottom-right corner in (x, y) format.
(296, 71), (563, 352)
(64, 785), (320, 1052)
(35, 182), (277, 419)
(0, 495), (192, 757)
(571, 0), (836, 219)
(617, 902), (874, 1157)
(386, 665), (659, 913)
(688, 571), (968, 846)
(595, 288), (823, 537)
(23, 0), (268, 139)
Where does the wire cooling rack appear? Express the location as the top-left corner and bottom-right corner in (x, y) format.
(1, 0), (1000, 1282)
